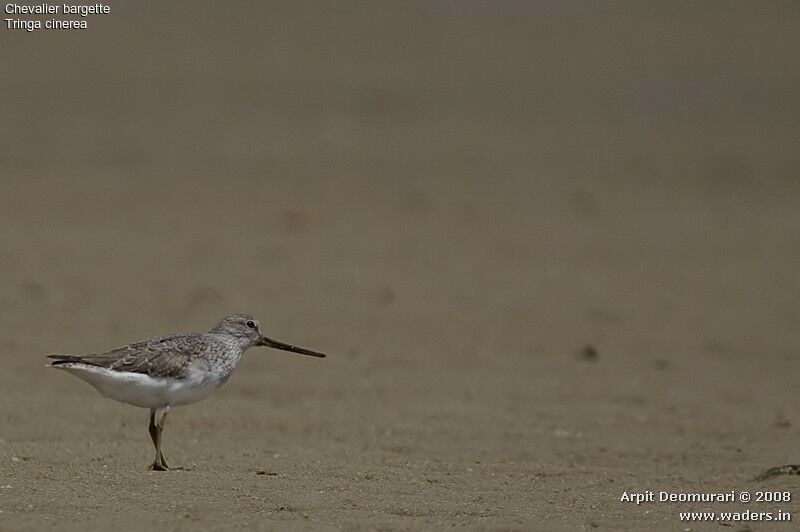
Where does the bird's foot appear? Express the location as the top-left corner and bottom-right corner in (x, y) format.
(754, 464), (800, 481)
(148, 462), (189, 472)
(148, 451), (177, 471)
(149, 462), (170, 471)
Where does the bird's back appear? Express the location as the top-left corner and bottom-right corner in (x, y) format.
(47, 332), (233, 380)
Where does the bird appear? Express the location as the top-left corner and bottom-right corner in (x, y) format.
(47, 313), (326, 471)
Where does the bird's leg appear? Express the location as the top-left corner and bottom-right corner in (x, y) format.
(755, 464), (800, 481)
(148, 407), (170, 471)
(157, 408), (170, 467)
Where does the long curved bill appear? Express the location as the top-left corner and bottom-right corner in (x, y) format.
(258, 336), (327, 358)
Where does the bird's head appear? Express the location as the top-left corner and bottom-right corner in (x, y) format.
(209, 313), (326, 358)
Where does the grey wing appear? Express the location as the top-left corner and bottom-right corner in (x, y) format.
(48, 334), (211, 379)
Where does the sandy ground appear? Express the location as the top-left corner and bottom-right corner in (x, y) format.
(2, 1), (800, 529)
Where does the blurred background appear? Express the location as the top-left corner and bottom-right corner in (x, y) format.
(1, 1), (799, 528)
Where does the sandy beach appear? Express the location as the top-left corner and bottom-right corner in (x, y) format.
(1, 2), (799, 529)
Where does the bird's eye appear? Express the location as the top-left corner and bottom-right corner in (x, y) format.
(245, 320), (256, 329)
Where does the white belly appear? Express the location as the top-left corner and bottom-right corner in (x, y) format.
(52, 363), (223, 409)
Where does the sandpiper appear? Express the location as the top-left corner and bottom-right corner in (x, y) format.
(47, 313), (326, 471)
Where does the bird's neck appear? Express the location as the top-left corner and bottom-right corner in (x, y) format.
(209, 334), (251, 356)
